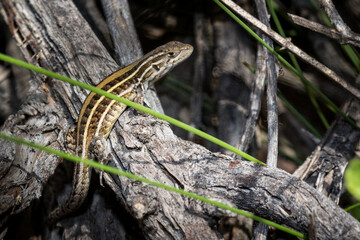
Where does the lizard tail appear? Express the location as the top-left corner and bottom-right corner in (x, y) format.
(48, 162), (91, 225)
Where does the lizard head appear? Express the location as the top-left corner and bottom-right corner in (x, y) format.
(138, 41), (193, 83)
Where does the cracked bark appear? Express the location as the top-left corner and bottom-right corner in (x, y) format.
(0, 0), (359, 239)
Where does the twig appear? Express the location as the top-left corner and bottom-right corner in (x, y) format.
(219, 0), (360, 100)
(288, 13), (360, 48)
(238, 46), (265, 152)
(318, 0), (351, 37)
(252, 0), (278, 238)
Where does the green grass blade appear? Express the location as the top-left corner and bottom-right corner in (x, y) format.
(0, 132), (306, 239)
(164, 76), (214, 112)
(341, 45), (360, 72)
(308, 0), (360, 72)
(344, 202), (360, 212)
(278, 92), (322, 138)
(212, 0), (359, 130)
(267, 0), (330, 130)
(0, 52), (264, 165)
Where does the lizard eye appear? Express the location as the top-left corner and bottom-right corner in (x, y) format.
(168, 52), (176, 58)
(152, 64), (160, 71)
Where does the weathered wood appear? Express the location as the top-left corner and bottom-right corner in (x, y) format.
(252, 0), (279, 238)
(294, 93), (360, 203)
(0, 0), (359, 239)
(101, 0), (143, 65)
(0, 0), (120, 236)
(109, 110), (360, 239)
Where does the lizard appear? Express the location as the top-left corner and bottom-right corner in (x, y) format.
(48, 41), (193, 224)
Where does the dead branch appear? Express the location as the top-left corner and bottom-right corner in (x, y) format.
(0, 0), (359, 239)
(219, 0), (360, 101)
(288, 13), (360, 48)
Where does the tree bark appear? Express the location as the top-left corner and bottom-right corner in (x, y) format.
(0, 0), (359, 239)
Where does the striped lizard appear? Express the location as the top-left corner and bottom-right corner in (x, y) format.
(48, 41), (193, 224)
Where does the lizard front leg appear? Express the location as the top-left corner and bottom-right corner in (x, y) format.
(88, 136), (113, 187)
